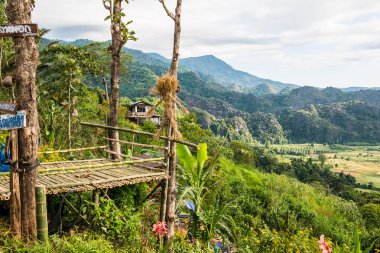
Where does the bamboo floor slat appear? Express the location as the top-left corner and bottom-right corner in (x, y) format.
(0, 158), (165, 200)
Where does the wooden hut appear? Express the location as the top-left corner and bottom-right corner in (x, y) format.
(127, 101), (161, 126)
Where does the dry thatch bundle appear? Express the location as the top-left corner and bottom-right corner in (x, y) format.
(148, 73), (188, 139)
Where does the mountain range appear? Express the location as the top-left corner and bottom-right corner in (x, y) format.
(43, 39), (380, 144)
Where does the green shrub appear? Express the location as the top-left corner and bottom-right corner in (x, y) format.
(87, 197), (142, 246)
(0, 233), (114, 253)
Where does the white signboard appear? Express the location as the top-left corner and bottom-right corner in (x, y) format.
(0, 111), (26, 131)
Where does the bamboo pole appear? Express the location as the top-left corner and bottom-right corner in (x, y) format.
(0, 158), (165, 176)
(36, 161), (163, 176)
(68, 73), (72, 152)
(38, 146), (107, 154)
(136, 164), (163, 171)
(39, 158), (165, 173)
(41, 158), (106, 165)
(103, 149), (128, 158)
(130, 155), (166, 165)
(81, 122), (198, 149)
(35, 185), (48, 243)
(104, 137), (167, 150)
(103, 150), (164, 166)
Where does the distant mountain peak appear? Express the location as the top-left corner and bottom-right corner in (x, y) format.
(42, 38), (297, 95)
(180, 55), (298, 94)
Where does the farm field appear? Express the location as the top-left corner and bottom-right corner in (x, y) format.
(269, 144), (380, 188)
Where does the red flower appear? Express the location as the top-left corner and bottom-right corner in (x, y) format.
(319, 235), (332, 253)
(153, 221), (168, 237)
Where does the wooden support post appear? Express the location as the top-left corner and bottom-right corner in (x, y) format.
(10, 129), (21, 237)
(143, 180), (164, 203)
(160, 127), (171, 222)
(159, 168), (168, 223)
(131, 134), (135, 157)
(159, 1), (183, 249)
(35, 185), (48, 243)
(92, 189), (100, 206)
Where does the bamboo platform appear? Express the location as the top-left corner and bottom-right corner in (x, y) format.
(0, 158), (166, 200)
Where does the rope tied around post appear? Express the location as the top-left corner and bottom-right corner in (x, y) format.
(7, 159), (40, 173)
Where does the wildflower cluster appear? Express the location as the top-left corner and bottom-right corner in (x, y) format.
(319, 235), (332, 253)
(153, 221), (168, 237)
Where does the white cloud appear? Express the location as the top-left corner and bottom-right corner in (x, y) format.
(33, 0), (380, 87)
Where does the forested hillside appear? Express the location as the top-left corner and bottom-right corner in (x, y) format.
(43, 39), (380, 145)
(56, 39), (379, 145)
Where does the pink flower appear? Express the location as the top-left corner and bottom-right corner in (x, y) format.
(319, 235), (332, 253)
(153, 221), (168, 237)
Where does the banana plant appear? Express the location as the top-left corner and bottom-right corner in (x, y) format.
(177, 143), (210, 240)
(177, 143), (236, 247)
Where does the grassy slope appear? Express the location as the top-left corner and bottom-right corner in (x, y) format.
(218, 157), (365, 244)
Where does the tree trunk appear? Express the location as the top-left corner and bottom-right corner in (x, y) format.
(164, 0), (183, 250)
(108, 0), (122, 160)
(6, 0), (39, 240)
(160, 127), (171, 222)
(102, 77), (109, 102)
(164, 138), (177, 247)
(169, 0), (182, 77)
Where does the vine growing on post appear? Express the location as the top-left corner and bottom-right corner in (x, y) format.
(158, 0), (183, 251)
(102, 0), (136, 160)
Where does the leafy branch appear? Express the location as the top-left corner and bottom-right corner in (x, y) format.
(102, 0), (137, 49)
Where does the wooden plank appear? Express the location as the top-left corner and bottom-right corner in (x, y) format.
(57, 174), (83, 184)
(0, 111), (26, 131)
(0, 102), (16, 114)
(43, 176), (63, 186)
(40, 159), (106, 165)
(39, 146), (107, 154)
(0, 159), (166, 196)
(47, 171), (165, 189)
(36, 177), (50, 186)
(104, 137), (167, 150)
(0, 24), (38, 37)
(48, 175), (69, 184)
(81, 122), (198, 149)
(104, 149), (128, 158)
(91, 171), (115, 180)
(37, 176), (58, 186)
(83, 173), (110, 181)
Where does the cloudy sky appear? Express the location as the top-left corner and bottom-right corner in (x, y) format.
(33, 0), (380, 88)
